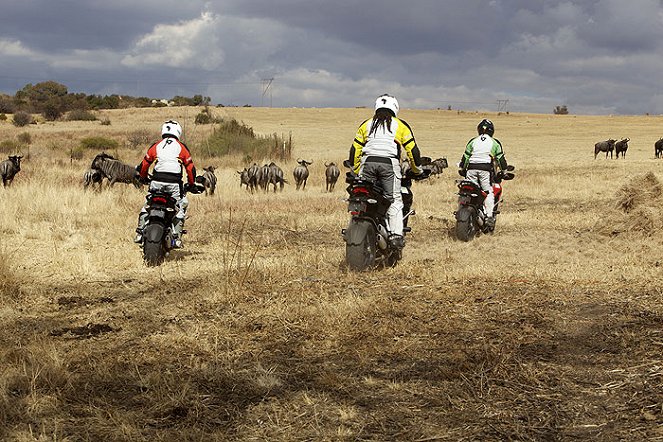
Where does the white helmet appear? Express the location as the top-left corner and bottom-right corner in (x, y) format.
(161, 120), (182, 140)
(375, 94), (399, 117)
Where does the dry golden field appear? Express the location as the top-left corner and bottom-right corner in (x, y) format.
(0, 106), (662, 441)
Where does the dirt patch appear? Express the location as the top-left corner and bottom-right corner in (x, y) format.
(50, 323), (118, 339)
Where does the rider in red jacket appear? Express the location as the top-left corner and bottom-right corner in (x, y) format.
(134, 120), (197, 247)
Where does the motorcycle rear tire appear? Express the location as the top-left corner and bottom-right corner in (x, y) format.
(346, 221), (377, 271)
(143, 226), (166, 266)
(455, 208), (477, 242)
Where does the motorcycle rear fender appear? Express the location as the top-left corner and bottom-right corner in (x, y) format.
(345, 218), (375, 246)
(144, 223), (165, 243)
(455, 206), (475, 222)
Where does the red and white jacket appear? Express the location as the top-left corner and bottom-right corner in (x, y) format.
(139, 136), (196, 185)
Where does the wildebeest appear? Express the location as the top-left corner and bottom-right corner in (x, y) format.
(91, 152), (142, 188)
(237, 168), (250, 190)
(655, 138), (663, 159)
(594, 139), (616, 159)
(293, 159), (312, 190)
(247, 163), (259, 192)
(83, 168), (103, 191)
(614, 138), (629, 159)
(256, 163), (272, 191)
(0, 155), (23, 187)
(324, 162), (340, 192)
(268, 162), (286, 192)
(197, 166), (217, 195)
(429, 157), (449, 175)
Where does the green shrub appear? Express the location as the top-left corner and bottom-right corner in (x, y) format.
(203, 119), (292, 160)
(42, 101), (63, 121)
(194, 107), (220, 125)
(12, 111), (33, 127)
(0, 114), (6, 121)
(195, 110), (213, 125)
(79, 136), (119, 150)
(66, 109), (97, 121)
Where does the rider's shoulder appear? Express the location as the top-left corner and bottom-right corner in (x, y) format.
(394, 117), (414, 131)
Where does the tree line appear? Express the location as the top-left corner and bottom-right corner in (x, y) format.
(0, 81), (212, 121)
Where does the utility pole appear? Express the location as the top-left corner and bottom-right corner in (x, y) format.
(261, 78), (274, 107)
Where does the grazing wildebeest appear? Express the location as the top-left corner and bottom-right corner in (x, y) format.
(655, 138), (663, 159)
(91, 153), (142, 188)
(83, 168), (103, 191)
(429, 157), (449, 175)
(197, 166), (217, 195)
(256, 163), (272, 192)
(293, 159), (312, 190)
(0, 155), (22, 187)
(237, 168), (251, 190)
(246, 163), (259, 192)
(324, 162), (340, 192)
(614, 138), (629, 159)
(268, 162), (286, 192)
(594, 139), (616, 159)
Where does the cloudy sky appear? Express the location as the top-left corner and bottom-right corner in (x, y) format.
(1, 0), (662, 115)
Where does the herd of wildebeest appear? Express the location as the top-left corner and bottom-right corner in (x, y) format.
(2, 137), (663, 189)
(594, 136), (663, 159)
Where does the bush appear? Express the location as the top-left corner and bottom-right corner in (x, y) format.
(194, 106), (220, 125)
(79, 136), (119, 150)
(203, 119), (293, 160)
(126, 129), (152, 149)
(42, 101), (63, 121)
(195, 110), (213, 125)
(66, 109), (97, 121)
(12, 111), (33, 127)
(0, 114), (6, 121)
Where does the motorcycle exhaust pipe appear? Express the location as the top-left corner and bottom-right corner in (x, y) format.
(377, 234), (388, 250)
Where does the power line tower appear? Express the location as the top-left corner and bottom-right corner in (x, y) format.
(497, 99), (509, 113)
(261, 78), (274, 107)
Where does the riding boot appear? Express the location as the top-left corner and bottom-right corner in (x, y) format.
(172, 217), (185, 248)
(388, 234), (405, 250)
(134, 212), (147, 243)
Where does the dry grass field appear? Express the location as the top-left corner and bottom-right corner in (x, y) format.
(0, 106), (661, 441)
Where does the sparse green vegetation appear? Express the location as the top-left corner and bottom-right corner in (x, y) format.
(203, 118), (292, 160)
(66, 109), (98, 121)
(79, 136), (119, 150)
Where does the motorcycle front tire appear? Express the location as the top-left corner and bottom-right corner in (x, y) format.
(345, 219), (377, 271)
(143, 224), (166, 266)
(455, 207), (477, 242)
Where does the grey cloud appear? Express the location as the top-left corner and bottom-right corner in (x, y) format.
(0, 1), (662, 114)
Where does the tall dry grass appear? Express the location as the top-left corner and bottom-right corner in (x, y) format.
(0, 107), (661, 440)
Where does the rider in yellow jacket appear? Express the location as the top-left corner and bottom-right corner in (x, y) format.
(348, 94), (425, 249)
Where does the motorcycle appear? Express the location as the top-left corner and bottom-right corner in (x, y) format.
(454, 165), (515, 242)
(141, 181), (205, 266)
(341, 160), (430, 271)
